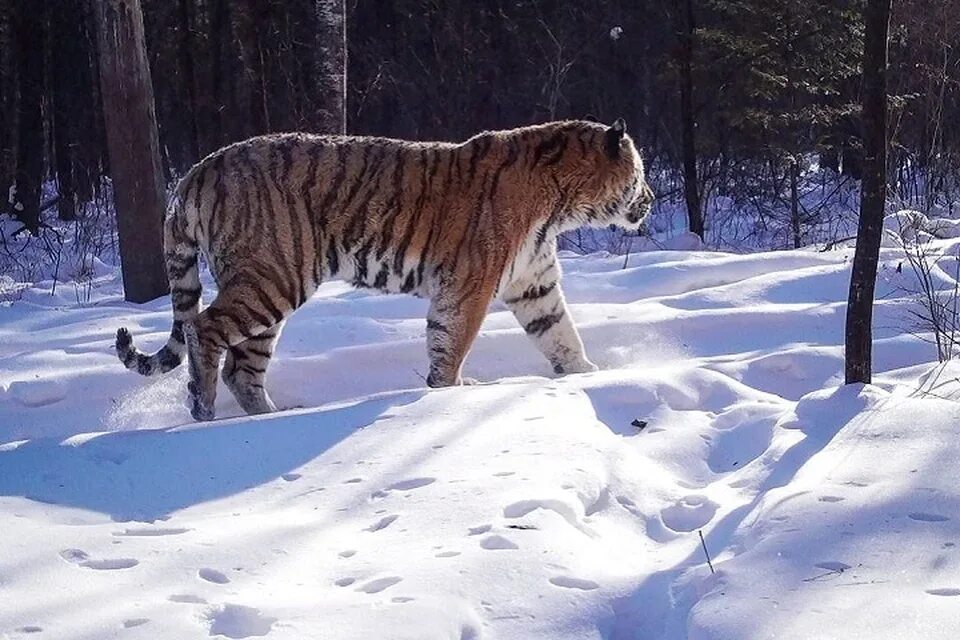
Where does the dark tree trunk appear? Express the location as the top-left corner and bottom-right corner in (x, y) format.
(176, 0), (201, 165)
(0, 0), (17, 205)
(50, 0), (94, 221)
(677, 0), (703, 239)
(845, 0), (892, 385)
(789, 159), (801, 249)
(315, 0), (346, 134)
(95, 0), (168, 303)
(230, 0), (269, 136)
(12, 0), (45, 234)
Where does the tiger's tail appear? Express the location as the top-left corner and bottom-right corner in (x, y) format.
(116, 194), (202, 376)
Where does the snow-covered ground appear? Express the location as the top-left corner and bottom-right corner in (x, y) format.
(3, 237), (960, 639)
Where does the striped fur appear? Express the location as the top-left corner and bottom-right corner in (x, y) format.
(116, 119), (654, 421)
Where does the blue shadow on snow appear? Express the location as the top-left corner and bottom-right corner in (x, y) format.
(0, 391), (422, 522)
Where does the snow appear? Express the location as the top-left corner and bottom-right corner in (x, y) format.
(2, 236), (960, 639)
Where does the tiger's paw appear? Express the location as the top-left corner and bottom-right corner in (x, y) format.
(187, 381), (215, 421)
(554, 359), (600, 375)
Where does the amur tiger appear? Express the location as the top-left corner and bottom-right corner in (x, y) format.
(116, 118), (655, 421)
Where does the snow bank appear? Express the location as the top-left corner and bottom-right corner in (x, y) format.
(2, 242), (959, 639)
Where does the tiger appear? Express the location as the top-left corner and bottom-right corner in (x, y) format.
(116, 118), (655, 421)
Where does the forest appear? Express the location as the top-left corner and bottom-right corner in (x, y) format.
(2, 0), (959, 250)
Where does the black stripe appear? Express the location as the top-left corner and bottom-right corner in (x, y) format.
(400, 270), (417, 293)
(532, 131), (567, 166)
(276, 140), (308, 307)
(524, 312), (564, 336)
(353, 238), (375, 284)
(315, 146), (349, 230)
(326, 242), (340, 275)
(171, 320), (185, 343)
(373, 263), (389, 290)
(377, 147), (407, 260)
(466, 134), (493, 183)
(167, 253), (198, 280)
(240, 365), (267, 376)
(426, 319), (449, 334)
(504, 281), (557, 305)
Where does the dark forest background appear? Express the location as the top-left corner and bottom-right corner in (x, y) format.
(1, 0), (959, 247)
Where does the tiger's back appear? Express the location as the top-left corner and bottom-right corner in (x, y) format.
(117, 119), (655, 421)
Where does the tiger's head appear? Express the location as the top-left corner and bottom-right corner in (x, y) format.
(547, 118), (655, 233)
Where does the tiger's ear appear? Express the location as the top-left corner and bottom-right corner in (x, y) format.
(585, 113), (599, 123)
(605, 118), (626, 158)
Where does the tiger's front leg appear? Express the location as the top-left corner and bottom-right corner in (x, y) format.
(425, 288), (493, 387)
(501, 261), (598, 376)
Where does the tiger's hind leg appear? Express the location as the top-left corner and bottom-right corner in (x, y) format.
(222, 321), (284, 415)
(185, 284), (291, 421)
(501, 258), (598, 376)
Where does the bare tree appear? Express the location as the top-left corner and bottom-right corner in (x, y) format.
(11, 0), (44, 235)
(315, 0), (346, 134)
(845, 0), (892, 384)
(677, 0), (703, 239)
(94, 0), (168, 303)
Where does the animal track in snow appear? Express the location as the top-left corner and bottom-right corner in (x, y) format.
(356, 576), (403, 593)
(16, 626), (42, 634)
(909, 512), (950, 522)
(206, 604), (277, 639)
(335, 577), (356, 587)
(199, 568), (230, 584)
(493, 471), (515, 477)
(344, 477), (364, 484)
(392, 596), (415, 603)
(9, 378), (66, 407)
(113, 527), (190, 537)
(123, 618), (150, 628)
(83, 558), (139, 570)
(435, 550), (461, 558)
(480, 535), (518, 550)
(338, 549), (357, 558)
(281, 473), (302, 482)
(388, 477), (436, 491)
(366, 514), (399, 531)
(818, 495), (845, 503)
(169, 594), (208, 604)
(549, 576), (600, 591)
(59, 548), (139, 570)
(926, 588), (960, 597)
(371, 477), (437, 500)
(660, 495), (718, 532)
(706, 417), (773, 473)
(814, 561), (851, 572)
(468, 524), (492, 536)
(503, 499), (594, 536)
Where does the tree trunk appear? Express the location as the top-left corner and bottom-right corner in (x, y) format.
(677, 0), (703, 239)
(50, 0), (94, 221)
(790, 158), (801, 249)
(845, 0), (892, 385)
(12, 0), (45, 234)
(230, 0), (270, 137)
(94, 0), (169, 303)
(315, 0), (346, 134)
(0, 0), (17, 206)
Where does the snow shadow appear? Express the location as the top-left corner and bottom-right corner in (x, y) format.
(0, 390), (422, 522)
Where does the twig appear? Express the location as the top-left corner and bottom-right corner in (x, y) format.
(698, 530), (715, 574)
